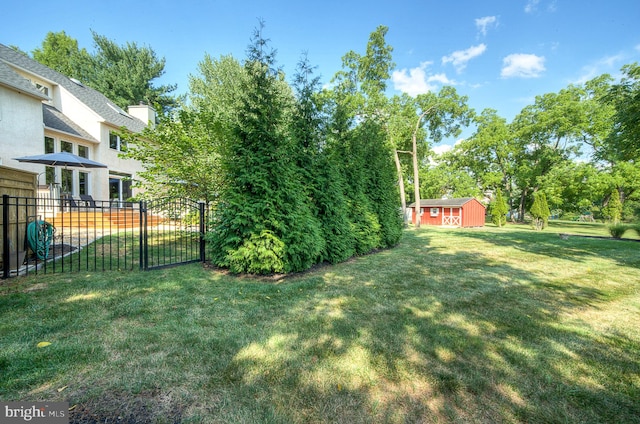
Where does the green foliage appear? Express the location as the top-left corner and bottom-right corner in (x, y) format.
(328, 28), (403, 250)
(31, 30), (177, 113)
(88, 32), (177, 112)
(603, 63), (640, 161)
(208, 22), (323, 274)
(32, 31), (91, 78)
(360, 122), (403, 247)
(291, 55), (355, 264)
(530, 191), (551, 230)
(226, 230), (285, 274)
(490, 189), (509, 227)
(602, 189), (622, 224)
(349, 196), (382, 254)
(607, 223), (629, 239)
(312, 169), (356, 262)
(536, 161), (610, 213)
(420, 163), (482, 200)
(121, 108), (224, 204)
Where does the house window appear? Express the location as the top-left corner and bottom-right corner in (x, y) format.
(78, 145), (89, 158)
(79, 172), (88, 195)
(35, 83), (49, 97)
(109, 173), (133, 206)
(45, 167), (55, 185)
(109, 132), (126, 152)
(44, 136), (55, 153)
(61, 140), (73, 153)
(61, 169), (73, 195)
(430, 208), (439, 217)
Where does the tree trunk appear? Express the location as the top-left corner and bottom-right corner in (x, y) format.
(411, 109), (432, 229)
(394, 149), (408, 226)
(412, 137), (421, 228)
(518, 188), (528, 223)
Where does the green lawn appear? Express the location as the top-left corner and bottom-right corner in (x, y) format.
(1, 224), (638, 423)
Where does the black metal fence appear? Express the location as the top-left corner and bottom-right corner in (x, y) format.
(1, 194), (207, 279)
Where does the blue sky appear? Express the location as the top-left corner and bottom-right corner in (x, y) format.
(3, 0), (639, 150)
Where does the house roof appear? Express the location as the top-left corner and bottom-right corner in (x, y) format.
(0, 60), (49, 100)
(409, 197), (483, 208)
(43, 104), (98, 143)
(0, 44), (146, 133)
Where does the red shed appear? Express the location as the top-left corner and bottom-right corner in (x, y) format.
(409, 197), (486, 227)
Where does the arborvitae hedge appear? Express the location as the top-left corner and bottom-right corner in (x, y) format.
(209, 52), (323, 273)
(208, 27), (402, 274)
(360, 121), (403, 247)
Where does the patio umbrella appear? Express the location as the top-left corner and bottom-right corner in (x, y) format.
(13, 151), (107, 168)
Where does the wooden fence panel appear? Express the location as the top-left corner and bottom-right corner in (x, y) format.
(0, 166), (37, 270)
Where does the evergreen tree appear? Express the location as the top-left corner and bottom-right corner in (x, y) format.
(530, 191), (551, 230)
(89, 32), (177, 113)
(31, 31), (177, 113)
(326, 26), (402, 253)
(490, 189), (509, 227)
(602, 189), (622, 223)
(292, 54), (355, 263)
(209, 22), (323, 273)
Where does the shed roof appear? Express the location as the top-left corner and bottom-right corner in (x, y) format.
(0, 43), (146, 133)
(409, 197), (483, 208)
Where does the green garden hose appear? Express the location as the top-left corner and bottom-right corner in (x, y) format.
(27, 220), (55, 260)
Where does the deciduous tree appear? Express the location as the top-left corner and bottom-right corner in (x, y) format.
(32, 31), (91, 78)
(603, 63), (640, 161)
(32, 31), (178, 113)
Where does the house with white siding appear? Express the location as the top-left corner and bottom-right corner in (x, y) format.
(0, 43), (154, 204)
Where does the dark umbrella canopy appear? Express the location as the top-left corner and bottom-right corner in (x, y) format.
(13, 152), (107, 168)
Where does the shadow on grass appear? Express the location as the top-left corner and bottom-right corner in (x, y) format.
(454, 225), (640, 269)
(1, 229), (638, 423)
(215, 231), (638, 422)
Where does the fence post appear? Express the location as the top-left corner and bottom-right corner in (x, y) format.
(199, 201), (206, 263)
(140, 200), (149, 271)
(2, 195), (9, 279)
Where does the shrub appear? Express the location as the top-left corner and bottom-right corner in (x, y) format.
(608, 224), (629, 239)
(226, 230), (285, 274)
(602, 189), (623, 224)
(530, 192), (550, 231)
(490, 189), (508, 227)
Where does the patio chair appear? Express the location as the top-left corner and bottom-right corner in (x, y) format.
(61, 194), (79, 211)
(80, 194), (97, 209)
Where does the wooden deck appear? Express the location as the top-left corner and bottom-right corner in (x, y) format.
(47, 210), (164, 229)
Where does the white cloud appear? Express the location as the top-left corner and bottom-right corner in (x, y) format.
(392, 62), (457, 96)
(392, 62), (435, 96)
(525, 0), (557, 14)
(572, 53), (625, 84)
(475, 16), (497, 36)
(501, 54), (546, 78)
(432, 139), (466, 157)
(428, 73), (454, 85)
(525, 0), (540, 13)
(442, 44), (487, 73)
(431, 144), (453, 156)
